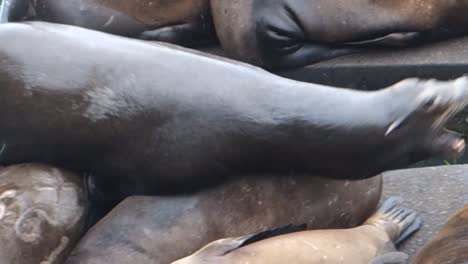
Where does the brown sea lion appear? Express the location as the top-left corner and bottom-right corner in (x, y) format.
(66, 175), (382, 264)
(210, 0), (468, 69)
(172, 197), (421, 264)
(0, 163), (87, 264)
(0, 0), (215, 46)
(411, 204), (468, 264)
(0, 21), (466, 207)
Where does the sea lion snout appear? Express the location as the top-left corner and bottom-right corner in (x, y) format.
(384, 77), (468, 160)
(416, 76), (468, 113)
(418, 77), (468, 159)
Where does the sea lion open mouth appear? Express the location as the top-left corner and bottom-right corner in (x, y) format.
(425, 79), (468, 159)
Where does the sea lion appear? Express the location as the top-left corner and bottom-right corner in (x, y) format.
(0, 163), (87, 264)
(411, 204), (468, 264)
(66, 175), (382, 264)
(0, 0), (215, 46)
(173, 197), (421, 264)
(210, 0), (468, 69)
(0, 21), (466, 206)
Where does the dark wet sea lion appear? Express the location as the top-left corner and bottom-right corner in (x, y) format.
(210, 0), (468, 69)
(411, 204), (468, 264)
(66, 175), (382, 264)
(0, 163), (87, 264)
(173, 197), (421, 264)
(0, 22), (466, 206)
(0, 0), (215, 46)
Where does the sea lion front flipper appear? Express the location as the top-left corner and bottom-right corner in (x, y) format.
(187, 224), (307, 258)
(369, 252), (409, 264)
(138, 22), (217, 47)
(343, 32), (424, 47)
(234, 224), (307, 250)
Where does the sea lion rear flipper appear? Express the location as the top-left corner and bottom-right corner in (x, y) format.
(369, 252), (409, 264)
(343, 32), (423, 47)
(375, 197), (423, 245)
(395, 215), (423, 245)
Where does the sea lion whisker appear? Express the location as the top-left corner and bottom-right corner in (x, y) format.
(432, 105), (459, 129)
(0, 143), (6, 156)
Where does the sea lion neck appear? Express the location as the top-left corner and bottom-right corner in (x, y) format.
(208, 77), (392, 179)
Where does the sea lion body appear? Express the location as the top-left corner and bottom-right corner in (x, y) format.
(1, 0), (215, 46)
(0, 164), (87, 264)
(211, 0), (468, 69)
(66, 175), (382, 264)
(412, 204), (468, 264)
(0, 22), (465, 205)
(173, 197), (420, 264)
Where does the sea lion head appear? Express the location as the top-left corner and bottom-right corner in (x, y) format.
(0, 164), (86, 264)
(384, 76), (468, 160)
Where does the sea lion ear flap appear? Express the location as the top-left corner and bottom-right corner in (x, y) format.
(385, 114), (411, 136)
(369, 252), (409, 264)
(189, 224), (307, 258)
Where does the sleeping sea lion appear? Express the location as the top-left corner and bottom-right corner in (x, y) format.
(0, 163), (87, 264)
(65, 175), (382, 264)
(210, 0), (468, 69)
(172, 197), (421, 264)
(0, 21), (466, 207)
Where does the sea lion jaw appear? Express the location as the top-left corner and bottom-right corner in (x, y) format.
(385, 76), (468, 160)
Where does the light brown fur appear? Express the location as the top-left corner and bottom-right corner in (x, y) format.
(412, 204), (468, 264)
